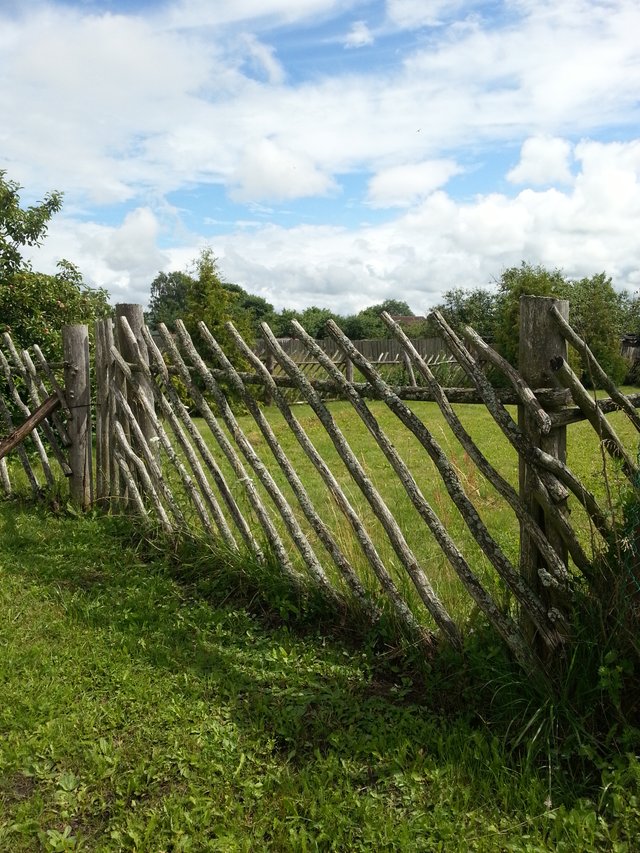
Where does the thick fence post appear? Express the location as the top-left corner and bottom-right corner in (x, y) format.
(115, 304), (156, 451)
(63, 324), (93, 508)
(518, 295), (569, 651)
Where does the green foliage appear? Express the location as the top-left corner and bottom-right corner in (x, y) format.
(436, 286), (500, 341)
(0, 170), (63, 277)
(568, 272), (628, 385)
(145, 270), (191, 331)
(0, 172), (111, 362)
(146, 268), (277, 339)
(346, 299), (415, 339)
(443, 262), (631, 386)
(493, 262), (567, 366)
(269, 307), (300, 337)
(223, 283), (277, 330)
(0, 262), (111, 364)
(183, 248), (254, 356)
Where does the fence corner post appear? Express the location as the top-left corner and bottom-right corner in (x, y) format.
(63, 324), (93, 509)
(518, 295), (569, 650)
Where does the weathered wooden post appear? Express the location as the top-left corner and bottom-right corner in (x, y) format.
(115, 304), (156, 451)
(264, 350), (275, 406)
(63, 324), (93, 508)
(518, 295), (570, 651)
(345, 357), (354, 383)
(95, 317), (120, 505)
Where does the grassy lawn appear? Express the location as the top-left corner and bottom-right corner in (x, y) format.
(2, 499), (640, 851)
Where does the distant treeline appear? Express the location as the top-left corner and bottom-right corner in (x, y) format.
(145, 255), (638, 384)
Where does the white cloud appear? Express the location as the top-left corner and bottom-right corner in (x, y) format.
(24, 208), (168, 305)
(229, 139), (337, 202)
(507, 136), (574, 185)
(165, 0), (348, 29)
(214, 138), (640, 312)
(367, 159), (462, 207)
(385, 0), (469, 29)
(239, 33), (285, 84)
(344, 21), (374, 48)
(22, 135), (640, 315)
(3, 0), (640, 211)
(4, 1), (640, 314)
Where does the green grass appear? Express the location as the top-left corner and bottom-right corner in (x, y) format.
(1, 499), (640, 851)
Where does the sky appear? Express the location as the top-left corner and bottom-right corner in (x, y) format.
(2, 0), (640, 316)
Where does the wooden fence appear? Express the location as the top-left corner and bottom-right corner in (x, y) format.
(2, 296), (640, 677)
(253, 334), (459, 399)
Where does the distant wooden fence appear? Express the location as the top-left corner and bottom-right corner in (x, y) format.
(253, 335), (459, 399)
(3, 297), (640, 677)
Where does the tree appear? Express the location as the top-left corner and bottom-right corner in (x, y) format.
(338, 313), (366, 340)
(0, 170), (63, 276)
(345, 299), (414, 339)
(375, 298), (414, 317)
(146, 271), (192, 330)
(223, 284), (277, 331)
(298, 306), (341, 338)
(0, 172), (110, 362)
(270, 308), (302, 338)
(183, 248), (254, 357)
(463, 261), (627, 386)
(0, 262), (111, 363)
(493, 262), (566, 366)
(146, 265), (277, 339)
(566, 273), (627, 385)
(435, 287), (499, 340)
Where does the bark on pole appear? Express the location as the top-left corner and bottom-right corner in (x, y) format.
(63, 324), (93, 508)
(115, 304), (156, 452)
(518, 296), (569, 654)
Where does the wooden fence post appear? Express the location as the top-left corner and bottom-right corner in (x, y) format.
(115, 304), (156, 451)
(63, 324), (93, 508)
(264, 351), (275, 406)
(518, 295), (569, 650)
(95, 317), (119, 504)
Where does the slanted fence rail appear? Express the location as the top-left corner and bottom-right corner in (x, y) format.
(2, 296), (639, 676)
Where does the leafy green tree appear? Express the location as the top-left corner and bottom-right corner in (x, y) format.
(1, 262), (111, 363)
(493, 262), (566, 366)
(146, 266), (277, 340)
(298, 306), (341, 338)
(468, 261), (627, 386)
(566, 273), (628, 385)
(269, 308), (302, 338)
(183, 248), (254, 358)
(616, 290), (640, 336)
(146, 271), (192, 331)
(0, 172), (110, 362)
(223, 284), (277, 331)
(376, 298), (414, 317)
(338, 313), (366, 340)
(0, 170), (63, 276)
(345, 299), (414, 339)
(435, 287), (499, 340)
